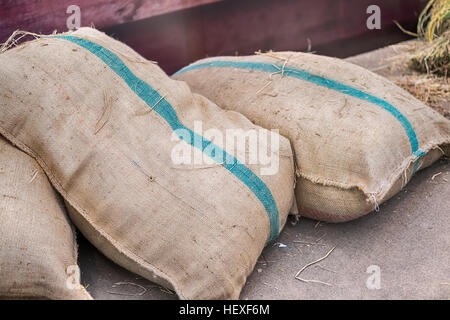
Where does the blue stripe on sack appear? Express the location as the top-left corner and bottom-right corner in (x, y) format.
(174, 61), (425, 163)
(54, 35), (280, 242)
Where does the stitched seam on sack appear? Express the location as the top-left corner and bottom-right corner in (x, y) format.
(297, 140), (449, 201)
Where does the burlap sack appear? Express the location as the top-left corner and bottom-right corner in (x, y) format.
(0, 137), (91, 300)
(173, 52), (450, 222)
(0, 28), (294, 299)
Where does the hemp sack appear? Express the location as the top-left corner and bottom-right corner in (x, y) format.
(173, 52), (450, 221)
(0, 29), (295, 299)
(0, 137), (91, 300)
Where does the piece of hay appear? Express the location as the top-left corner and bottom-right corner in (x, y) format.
(294, 246), (336, 286)
(106, 282), (148, 296)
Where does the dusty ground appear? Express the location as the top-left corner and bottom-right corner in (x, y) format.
(78, 43), (450, 300)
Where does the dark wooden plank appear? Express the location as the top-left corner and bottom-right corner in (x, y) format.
(1, 0), (427, 74)
(0, 0), (223, 42)
(103, 0), (426, 74)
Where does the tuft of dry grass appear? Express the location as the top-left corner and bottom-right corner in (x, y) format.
(417, 0), (450, 42)
(411, 0), (450, 76)
(411, 29), (449, 76)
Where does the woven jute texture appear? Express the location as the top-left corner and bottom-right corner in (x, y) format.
(174, 52), (450, 222)
(0, 28), (295, 299)
(0, 137), (91, 300)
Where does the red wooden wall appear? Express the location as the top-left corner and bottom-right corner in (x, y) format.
(0, 0), (427, 73)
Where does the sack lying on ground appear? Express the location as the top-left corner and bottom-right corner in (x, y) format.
(0, 28), (295, 299)
(173, 52), (450, 222)
(0, 137), (91, 300)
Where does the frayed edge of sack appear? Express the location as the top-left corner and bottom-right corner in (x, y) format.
(295, 139), (450, 208)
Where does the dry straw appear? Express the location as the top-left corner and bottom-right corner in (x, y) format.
(412, 0), (449, 76)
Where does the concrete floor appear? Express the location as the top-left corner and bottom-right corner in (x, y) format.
(78, 42), (450, 300)
(78, 157), (449, 300)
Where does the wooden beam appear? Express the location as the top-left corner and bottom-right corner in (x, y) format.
(103, 0), (426, 73)
(0, 0), (426, 74)
(0, 0), (223, 42)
